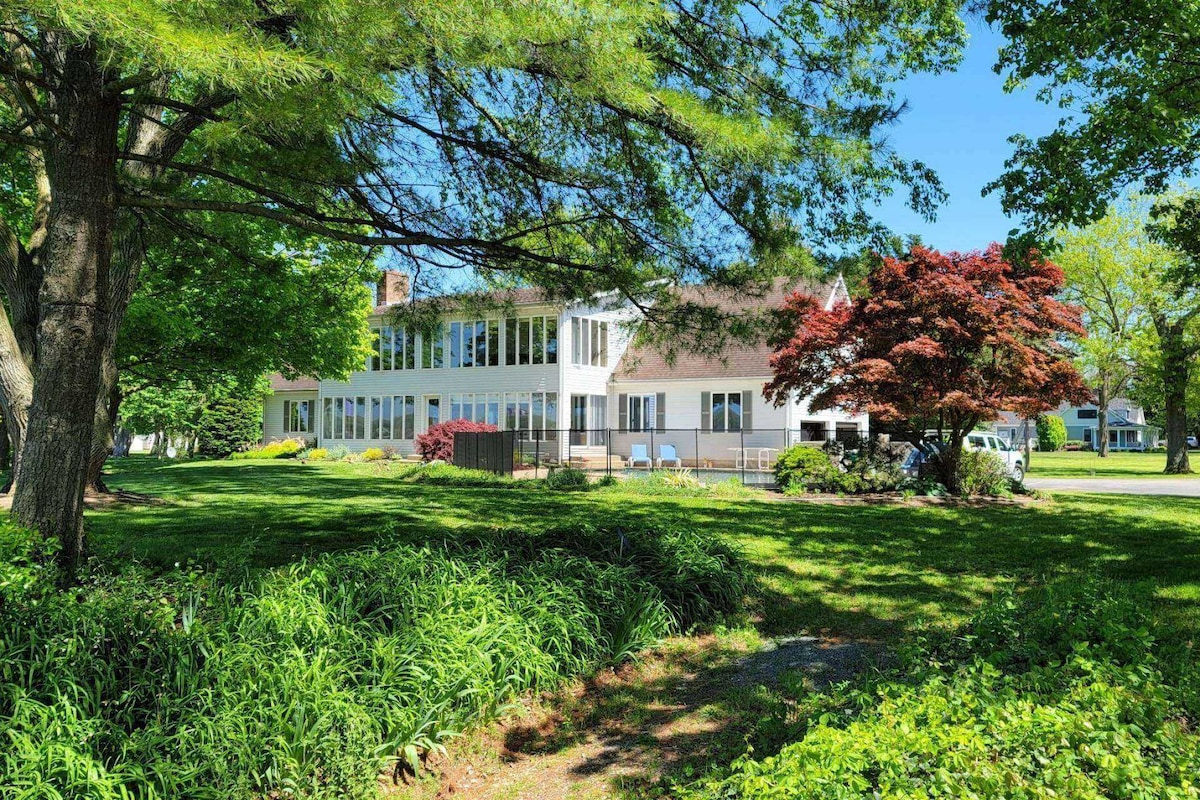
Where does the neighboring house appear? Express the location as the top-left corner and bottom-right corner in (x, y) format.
(263, 271), (868, 465)
(993, 399), (1159, 451)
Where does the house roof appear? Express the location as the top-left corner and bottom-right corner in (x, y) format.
(372, 287), (552, 316)
(613, 276), (841, 382)
(268, 374), (320, 392)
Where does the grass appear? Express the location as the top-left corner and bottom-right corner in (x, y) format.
(89, 457), (1200, 640)
(61, 457), (1200, 796)
(1027, 449), (1200, 478)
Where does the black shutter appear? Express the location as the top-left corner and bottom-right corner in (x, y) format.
(700, 392), (711, 432)
(618, 393), (628, 432)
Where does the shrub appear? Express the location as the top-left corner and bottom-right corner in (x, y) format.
(773, 445), (839, 492)
(329, 445), (350, 460)
(956, 449), (1012, 496)
(405, 462), (515, 488)
(362, 447), (386, 462)
(381, 445), (398, 460)
(544, 466), (591, 491)
(229, 438), (304, 460)
(0, 519), (749, 799)
(1036, 414), (1068, 451)
(196, 395), (264, 458)
(1063, 438), (1087, 451)
(308, 447), (329, 460)
(682, 581), (1200, 800)
(414, 419), (498, 462)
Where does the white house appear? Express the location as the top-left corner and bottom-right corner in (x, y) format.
(993, 399), (1159, 451)
(263, 271), (867, 466)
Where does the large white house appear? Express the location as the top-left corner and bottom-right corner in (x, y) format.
(263, 272), (867, 466)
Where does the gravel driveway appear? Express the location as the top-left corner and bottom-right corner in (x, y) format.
(1026, 477), (1200, 496)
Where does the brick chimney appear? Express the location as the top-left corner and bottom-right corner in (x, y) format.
(376, 270), (409, 307)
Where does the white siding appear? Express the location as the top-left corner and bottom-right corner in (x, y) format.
(264, 391), (318, 444)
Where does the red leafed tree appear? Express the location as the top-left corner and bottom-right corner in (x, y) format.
(415, 419), (499, 463)
(765, 244), (1090, 493)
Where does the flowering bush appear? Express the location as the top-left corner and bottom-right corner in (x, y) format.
(414, 419), (498, 463)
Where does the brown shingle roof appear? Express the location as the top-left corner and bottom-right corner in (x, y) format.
(614, 276), (840, 382)
(268, 374), (319, 392)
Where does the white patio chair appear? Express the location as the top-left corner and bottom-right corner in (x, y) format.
(629, 443), (652, 468)
(657, 444), (682, 468)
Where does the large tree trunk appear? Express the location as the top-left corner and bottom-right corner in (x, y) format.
(84, 349), (120, 493)
(11, 42), (120, 567)
(1097, 378), (1110, 458)
(1155, 314), (1193, 475)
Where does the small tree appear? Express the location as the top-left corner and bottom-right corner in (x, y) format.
(196, 397), (266, 459)
(1036, 415), (1068, 452)
(415, 420), (498, 463)
(765, 244), (1090, 493)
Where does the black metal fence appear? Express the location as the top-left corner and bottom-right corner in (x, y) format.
(452, 427), (870, 485)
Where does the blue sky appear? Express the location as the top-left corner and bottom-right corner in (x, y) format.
(870, 20), (1064, 252)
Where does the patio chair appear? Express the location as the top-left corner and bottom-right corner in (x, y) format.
(629, 443), (652, 468)
(657, 444), (683, 468)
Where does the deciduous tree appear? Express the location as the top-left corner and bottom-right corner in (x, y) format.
(1054, 197), (1198, 472)
(765, 244), (1089, 493)
(0, 0), (966, 563)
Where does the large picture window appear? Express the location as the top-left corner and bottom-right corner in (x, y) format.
(505, 316), (558, 365)
(283, 400), (311, 433)
(322, 395), (415, 439)
(365, 326), (418, 370)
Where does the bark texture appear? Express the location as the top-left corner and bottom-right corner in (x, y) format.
(11, 42), (120, 566)
(1097, 379), (1110, 458)
(1154, 313), (1194, 475)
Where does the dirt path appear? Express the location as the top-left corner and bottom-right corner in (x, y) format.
(391, 633), (885, 800)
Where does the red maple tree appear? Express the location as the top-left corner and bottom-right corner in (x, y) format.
(765, 244), (1090, 491)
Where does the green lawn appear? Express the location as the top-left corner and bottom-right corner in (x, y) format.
(89, 457), (1200, 639)
(1027, 449), (1200, 478)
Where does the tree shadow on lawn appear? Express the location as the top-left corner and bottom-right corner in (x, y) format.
(89, 460), (1200, 640)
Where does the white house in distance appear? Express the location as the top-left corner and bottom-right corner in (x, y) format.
(263, 271), (868, 467)
(994, 399), (1159, 451)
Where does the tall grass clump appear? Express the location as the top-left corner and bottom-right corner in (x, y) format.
(0, 518), (749, 799)
(681, 579), (1200, 799)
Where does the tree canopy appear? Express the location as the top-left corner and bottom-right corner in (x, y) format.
(986, 0), (1200, 231)
(0, 0), (969, 558)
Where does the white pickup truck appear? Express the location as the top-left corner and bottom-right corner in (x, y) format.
(911, 430), (1026, 483)
(963, 431), (1026, 483)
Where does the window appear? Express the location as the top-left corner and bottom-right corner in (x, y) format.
(1077, 408), (1098, 419)
(546, 318), (558, 364)
(422, 324), (444, 369)
(504, 316), (556, 365)
(284, 400), (311, 433)
(628, 394), (654, 432)
(487, 320), (500, 367)
(449, 321), (462, 368)
(367, 328), (381, 371)
(379, 326), (394, 370)
(704, 391), (751, 433)
(572, 317), (608, 366)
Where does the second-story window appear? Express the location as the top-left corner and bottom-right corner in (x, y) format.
(422, 323), (444, 369)
(505, 315), (558, 366)
(448, 320), (499, 368)
(572, 318), (608, 366)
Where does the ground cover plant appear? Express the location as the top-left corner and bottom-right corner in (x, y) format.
(679, 580), (1200, 799)
(59, 458), (1200, 795)
(0, 516), (748, 799)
